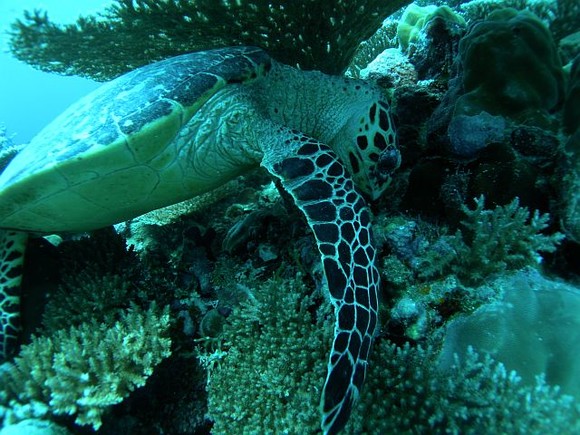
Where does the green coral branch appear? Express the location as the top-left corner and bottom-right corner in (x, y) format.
(394, 196), (563, 285)
(454, 196), (564, 283)
(9, 0), (412, 81)
(0, 304), (172, 430)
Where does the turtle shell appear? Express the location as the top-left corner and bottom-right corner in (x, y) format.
(0, 46), (271, 232)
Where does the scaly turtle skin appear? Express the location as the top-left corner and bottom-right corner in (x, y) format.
(0, 46), (399, 433)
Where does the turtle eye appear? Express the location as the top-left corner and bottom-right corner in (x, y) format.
(377, 147), (401, 175)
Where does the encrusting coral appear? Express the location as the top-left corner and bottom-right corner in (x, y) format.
(440, 269), (580, 401)
(9, 0), (412, 81)
(396, 3), (465, 56)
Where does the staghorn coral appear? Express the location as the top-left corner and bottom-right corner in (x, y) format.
(42, 273), (135, 333)
(452, 196), (563, 284)
(0, 304), (171, 430)
(41, 228), (145, 333)
(9, 0), (412, 81)
(379, 196), (562, 286)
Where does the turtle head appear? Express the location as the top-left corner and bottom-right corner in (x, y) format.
(333, 99), (400, 200)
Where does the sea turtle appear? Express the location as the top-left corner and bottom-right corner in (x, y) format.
(0, 46), (400, 433)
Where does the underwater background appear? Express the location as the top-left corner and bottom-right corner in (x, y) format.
(0, 0), (106, 143)
(0, 0), (579, 434)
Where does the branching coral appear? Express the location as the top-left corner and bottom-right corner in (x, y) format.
(199, 267), (580, 433)
(453, 196), (563, 284)
(9, 0), (412, 81)
(200, 274), (333, 433)
(41, 228), (144, 333)
(380, 196), (562, 286)
(0, 304), (171, 430)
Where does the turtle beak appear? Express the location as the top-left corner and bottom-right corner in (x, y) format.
(367, 147), (401, 200)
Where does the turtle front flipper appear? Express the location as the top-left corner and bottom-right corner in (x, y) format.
(0, 230), (27, 360)
(262, 129), (380, 434)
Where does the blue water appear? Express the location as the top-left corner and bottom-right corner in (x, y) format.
(0, 0), (107, 144)
(0, 55), (99, 144)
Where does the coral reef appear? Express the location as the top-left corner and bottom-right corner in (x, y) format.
(384, 196), (563, 287)
(198, 256), (580, 434)
(9, 0), (412, 80)
(346, 19), (399, 78)
(2, 0), (579, 432)
(0, 418), (71, 435)
(40, 228), (144, 333)
(559, 131), (580, 243)
(447, 112), (506, 158)
(397, 3), (465, 57)
(451, 196), (563, 284)
(563, 55), (580, 135)
(356, 48), (418, 88)
(458, 0), (558, 27)
(551, 0), (580, 41)
(560, 31), (580, 64)
(349, 341), (580, 433)
(0, 304), (171, 430)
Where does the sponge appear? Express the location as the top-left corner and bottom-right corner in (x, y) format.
(455, 8), (565, 122)
(439, 269), (580, 399)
